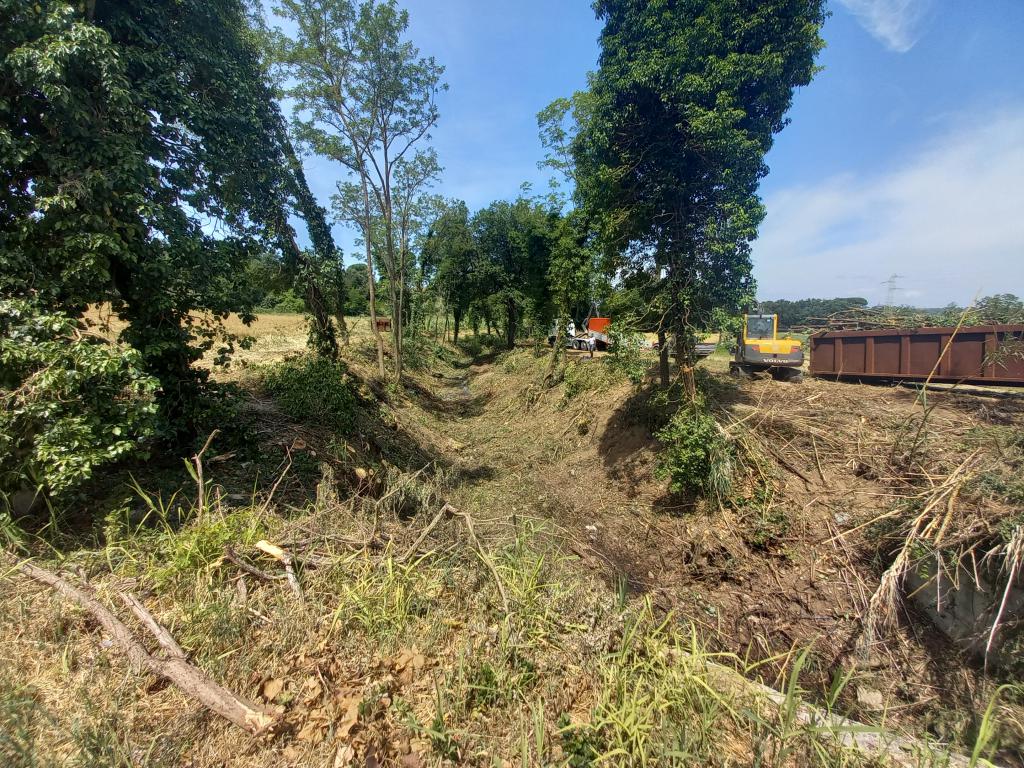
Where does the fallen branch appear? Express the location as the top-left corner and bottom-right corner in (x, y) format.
(224, 546), (282, 583)
(398, 503), (455, 562)
(451, 508), (510, 615)
(255, 540), (303, 600)
(9, 557), (277, 734)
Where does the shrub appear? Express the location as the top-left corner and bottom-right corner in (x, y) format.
(655, 400), (734, 500)
(0, 301), (158, 499)
(606, 329), (650, 385)
(261, 356), (355, 432)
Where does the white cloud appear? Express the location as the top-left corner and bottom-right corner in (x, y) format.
(753, 108), (1024, 306)
(837, 0), (931, 53)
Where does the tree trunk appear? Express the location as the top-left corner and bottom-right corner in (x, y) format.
(453, 308), (462, 344)
(671, 277), (696, 400)
(505, 298), (517, 349)
(361, 175), (386, 378)
(545, 317), (565, 381)
(658, 329), (669, 387)
(335, 311), (350, 346)
(277, 222), (337, 359)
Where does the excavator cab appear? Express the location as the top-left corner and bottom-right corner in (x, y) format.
(730, 314), (804, 381)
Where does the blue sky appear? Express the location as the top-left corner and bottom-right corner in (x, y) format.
(293, 0), (1024, 307)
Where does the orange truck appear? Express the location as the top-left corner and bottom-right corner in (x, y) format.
(570, 317), (611, 351)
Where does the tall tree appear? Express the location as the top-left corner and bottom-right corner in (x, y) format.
(571, 0), (826, 389)
(272, 0), (445, 381)
(423, 201), (479, 344)
(472, 199), (557, 349)
(1, 0), (306, 437)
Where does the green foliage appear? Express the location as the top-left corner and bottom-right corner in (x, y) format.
(472, 198), (559, 348)
(736, 487), (790, 552)
(655, 400), (734, 500)
(710, 307), (743, 351)
(422, 201), (480, 342)
(0, 0), (326, 436)
(261, 356), (355, 432)
(974, 294), (1024, 325)
(565, 0), (826, 365)
(0, 301), (157, 499)
(606, 329), (650, 385)
(258, 288), (307, 314)
(341, 263), (370, 316)
(759, 297), (869, 329)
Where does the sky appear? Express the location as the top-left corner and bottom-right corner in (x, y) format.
(291, 0), (1024, 307)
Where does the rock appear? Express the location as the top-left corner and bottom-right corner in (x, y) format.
(856, 686), (884, 711)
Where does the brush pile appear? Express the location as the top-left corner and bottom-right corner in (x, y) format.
(729, 375), (1024, 677)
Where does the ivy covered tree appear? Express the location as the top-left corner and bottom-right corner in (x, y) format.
(569, 0), (826, 390)
(0, 0), (323, 501)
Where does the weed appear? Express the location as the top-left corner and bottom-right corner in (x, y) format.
(655, 400), (734, 501)
(126, 498), (269, 588)
(970, 470), (1024, 506)
(329, 552), (434, 641)
(735, 487), (790, 552)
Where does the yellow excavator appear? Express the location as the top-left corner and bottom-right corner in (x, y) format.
(729, 314), (804, 381)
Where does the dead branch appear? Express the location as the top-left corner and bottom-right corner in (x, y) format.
(224, 545), (283, 583)
(451, 509), (510, 615)
(10, 557), (277, 734)
(398, 503), (455, 562)
(118, 592), (186, 659)
(255, 540), (303, 600)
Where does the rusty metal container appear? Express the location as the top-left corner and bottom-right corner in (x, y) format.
(809, 325), (1024, 386)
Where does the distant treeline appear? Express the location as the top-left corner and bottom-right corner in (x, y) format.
(759, 294), (1024, 329)
(757, 298), (868, 328)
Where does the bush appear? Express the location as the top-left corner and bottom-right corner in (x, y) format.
(256, 288), (306, 314)
(0, 301), (158, 499)
(261, 356), (355, 432)
(655, 400), (734, 500)
(606, 329), (650, 385)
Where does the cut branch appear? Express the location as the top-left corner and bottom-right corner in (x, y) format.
(9, 557), (278, 734)
(398, 502), (455, 562)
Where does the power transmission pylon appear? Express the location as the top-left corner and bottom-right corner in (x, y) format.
(882, 273), (904, 307)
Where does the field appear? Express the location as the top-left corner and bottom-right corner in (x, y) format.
(3, 313), (1022, 767)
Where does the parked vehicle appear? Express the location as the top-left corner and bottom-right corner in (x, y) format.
(730, 313), (804, 381)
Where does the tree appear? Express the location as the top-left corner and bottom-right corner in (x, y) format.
(1, 0), (306, 439)
(569, 0), (826, 390)
(272, 0), (445, 381)
(759, 297), (869, 328)
(472, 199), (557, 349)
(342, 264), (371, 316)
(423, 202), (479, 344)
